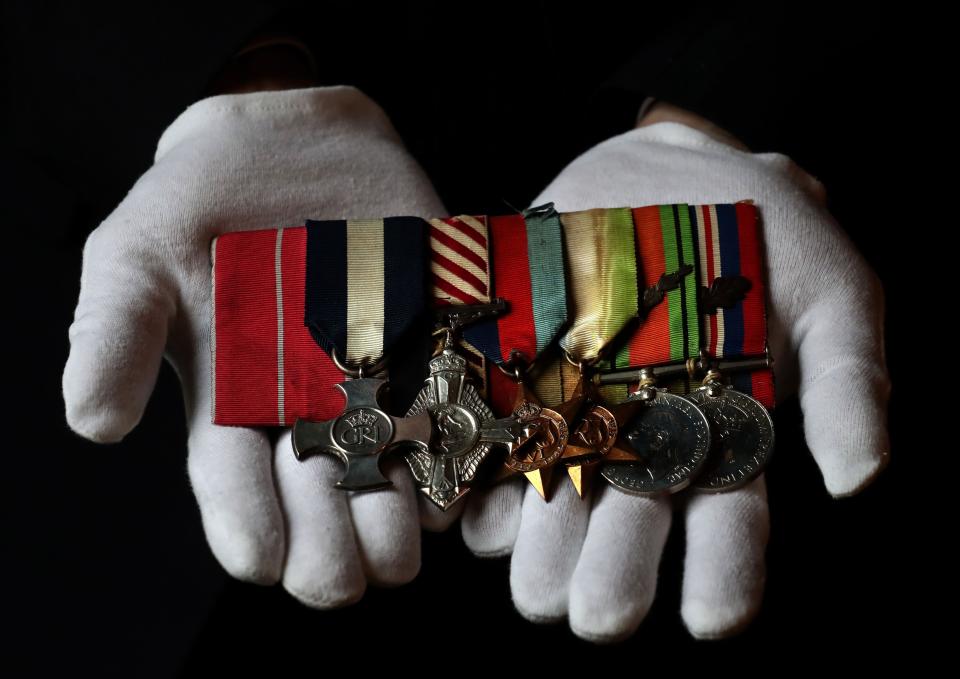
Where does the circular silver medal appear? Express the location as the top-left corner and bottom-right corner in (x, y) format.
(686, 382), (774, 492)
(601, 390), (711, 495)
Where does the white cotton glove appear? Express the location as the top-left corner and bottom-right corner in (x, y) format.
(63, 85), (461, 607)
(461, 120), (891, 641)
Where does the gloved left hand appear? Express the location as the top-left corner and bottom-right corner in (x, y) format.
(62, 85), (458, 607)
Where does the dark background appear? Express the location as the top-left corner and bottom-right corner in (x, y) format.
(5, 1), (921, 674)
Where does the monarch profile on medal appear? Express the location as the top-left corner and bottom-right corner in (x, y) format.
(689, 383), (775, 492)
(433, 403), (477, 456)
(602, 390), (712, 495)
(626, 408), (685, 481)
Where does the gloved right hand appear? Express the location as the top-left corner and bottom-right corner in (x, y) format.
(62, 85), (456, 607)
(461, 116), (892, 641)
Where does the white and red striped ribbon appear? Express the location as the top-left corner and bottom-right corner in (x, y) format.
(428, 214), (491, 395)
(429, 215), (490, 306)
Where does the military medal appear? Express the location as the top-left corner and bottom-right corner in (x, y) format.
(407, 208), (554, 510)
(545, 205), (672, 498)
(454, 203), (573, 499)
(543, 206), (644, 498)
(291, 217), (433, 490)
(599, 354), (773, 492)
(492, 364), (574, 499)
(687, 200), (776, 490)
(687, 365), (774, 491)
(405, 328), (540, 510)
(558, 260), (703, 497)
(557, 359), (635, 498)
(597, 204), (715, 495)
(597, 363), (711, 495)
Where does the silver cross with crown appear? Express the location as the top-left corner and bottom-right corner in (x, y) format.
(293, 378), (432, 491)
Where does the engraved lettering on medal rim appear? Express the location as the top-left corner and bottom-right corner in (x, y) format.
(689, 387), (774, 491)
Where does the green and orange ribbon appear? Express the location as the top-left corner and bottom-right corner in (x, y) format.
(599, 204), (701, 400)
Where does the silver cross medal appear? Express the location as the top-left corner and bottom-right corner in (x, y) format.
(293, 376), (432, 491)
(404, 329), (541, 511)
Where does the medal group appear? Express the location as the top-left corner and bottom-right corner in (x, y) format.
(211, 202), (776, 510)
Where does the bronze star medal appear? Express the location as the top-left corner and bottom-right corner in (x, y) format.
(560, 370), (640, 498)
(491, 371), (576, 500)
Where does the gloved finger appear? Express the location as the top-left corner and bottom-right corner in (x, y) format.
(680, 476), (769, 640)
(794, 250), (891, 497)
(63, 220), (174, 442)
(461, 477), (524, 557)
(273, 429), (366, 608)
(567, 484), (671, 643)
(347, 456), (421, 587)
(510, 479), (591, 623)
(418, 493), (465, 533)
(187, 415), (285, 585)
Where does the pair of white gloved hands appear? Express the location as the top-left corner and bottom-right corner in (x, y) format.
(63, 85), (890, 641)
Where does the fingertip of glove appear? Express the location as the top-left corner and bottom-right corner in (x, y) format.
(512, 600), (566, 626)
(364, 558), (420, 588)
(463, 543), (514, 559)
(825, 448), (891, 499)
(62, 351), (148, 444)
(569, 622), (636, 645)
(220, 557), (283, 588)
(461, 519), (518, 559)
(204, 516), (284, 587)
(64, 402), (134, 444)
(285, 580), (367, 610)
(218, 540), (282, 586)
(229, 566), (282, 587)
(681, 598), (757, 641)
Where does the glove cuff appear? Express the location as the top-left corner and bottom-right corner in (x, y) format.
(154, 85), (398, 162)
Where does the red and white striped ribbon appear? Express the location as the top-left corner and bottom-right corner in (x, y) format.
(428, 214), (492, 395)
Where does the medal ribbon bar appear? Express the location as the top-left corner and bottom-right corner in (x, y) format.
(693, 202), (774, 408)
(605, 204), (702, 401)
(212, 226), (343, 426)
